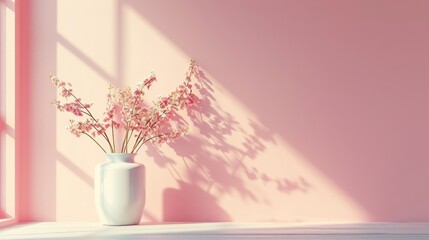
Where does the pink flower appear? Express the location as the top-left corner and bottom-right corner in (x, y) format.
(134, 89), (143, 96)
(112, 121), (120, 129)
(61, 89), (73, 98)
(144, 75), (156, 89)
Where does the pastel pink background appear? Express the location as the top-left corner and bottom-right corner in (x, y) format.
(12, 0), (429, 222)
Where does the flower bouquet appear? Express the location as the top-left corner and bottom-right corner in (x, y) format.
(51, 60), (199, 153)
(51, 60), (200, 225)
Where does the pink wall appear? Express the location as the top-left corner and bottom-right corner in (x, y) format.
(19, 0), (429, 222)
(15, 0), (32, 222)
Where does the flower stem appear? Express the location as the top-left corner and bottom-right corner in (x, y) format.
(63, 86), (114, 152)
(121, 86), (143, 153)
(131, 131), (143, 153)
(131, 108), (169, 153)
(83, 132), (107, 153)
(111, 122), (116, 152)
(124, 129), (134, 153)
(121, 126), (129, 153)
(134, 133), (169, 154)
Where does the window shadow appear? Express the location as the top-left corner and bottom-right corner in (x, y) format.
(56, 35), (118, 85)
(55, 152), (93, 187)
(0, 121), (15, 218)
(50, 0), (126, 200)
(3, 0), (14, 12)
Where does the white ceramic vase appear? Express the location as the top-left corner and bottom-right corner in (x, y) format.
(94, 153), (145, 225)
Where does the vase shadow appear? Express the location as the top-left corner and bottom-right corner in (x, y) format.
(163, 181), (231, 222)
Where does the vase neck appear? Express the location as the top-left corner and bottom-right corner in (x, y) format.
(106, 153), (136, 163)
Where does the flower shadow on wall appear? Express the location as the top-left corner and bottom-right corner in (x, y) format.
(145, 66), (312, 222)
(125, 0), (429, 221)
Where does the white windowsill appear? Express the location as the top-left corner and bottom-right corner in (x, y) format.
(0, 222), (429, 239)
(0, 218), (16, 228)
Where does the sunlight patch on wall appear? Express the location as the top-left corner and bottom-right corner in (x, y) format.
(55, 41), (109, 221)
(57, 0), (117, 81)
(55, 0), (120, 220)
(121, 3), (191, 93)
(0, 0), (16, 219)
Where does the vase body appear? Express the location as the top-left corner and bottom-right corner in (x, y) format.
(95, 153), (145, 225)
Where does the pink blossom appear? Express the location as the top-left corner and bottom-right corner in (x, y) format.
(134, 89), (143, 96)
(52, 60), (202, 154)
(143, 75), (156, 89)
(61, 89), (73, 98)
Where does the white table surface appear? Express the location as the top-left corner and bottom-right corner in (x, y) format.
(1, 222), (429, 239)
